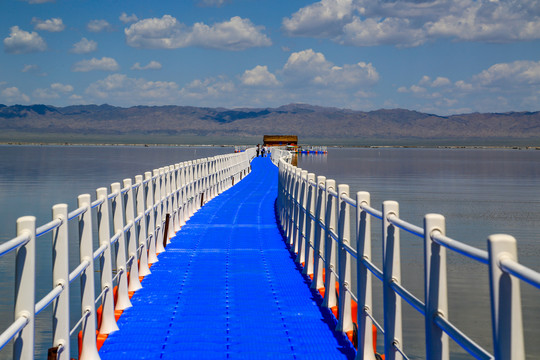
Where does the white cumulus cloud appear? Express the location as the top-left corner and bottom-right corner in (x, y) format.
(50, 83), (74, 93)
(22, 64), (38, 73)
(341, 16), (427, 47)
(21, 64), (46, 76)
(283, 0), (354, 38)
(473, 60), (540, 87)
(241, 65), (279, 86)
(1, 87), (30, 103)
(87, 19), (113, 32)
(419, 75), (451, 87)
(32, 17), (65, 32)
(131, 61), (162, 70)
(396, 60), (540, 113)
(125, 15), (271, 51)
(3, 26), (47, 54)
(283, 0), (540, 47)
(120, 12), (138, 24)
(197, 0), (228, 7)
(281, 49), (378, 87)
(71, 38), (97, 54)
(86, 74), (179, 103)
(180, 76), (235, 99)
(32, 82), (73, 100)
(72, 57), (119, 72)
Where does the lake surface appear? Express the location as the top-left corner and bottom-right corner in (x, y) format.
(296, 147), (540, 359)
(0, 145), (538, 359)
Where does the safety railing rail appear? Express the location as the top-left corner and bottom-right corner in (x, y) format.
(0, 148), (255, 360)
(275, 154), (539, 360)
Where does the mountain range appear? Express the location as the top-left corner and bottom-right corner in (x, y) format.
(1, 103), (539, 145)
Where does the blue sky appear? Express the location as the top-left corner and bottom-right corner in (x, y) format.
(1, 0), (539, 115)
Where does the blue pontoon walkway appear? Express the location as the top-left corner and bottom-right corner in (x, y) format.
(99, 157), (355, 359)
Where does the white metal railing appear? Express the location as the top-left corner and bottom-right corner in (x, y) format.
(0, 148), (255, 360)
(276, 154), (540, 360)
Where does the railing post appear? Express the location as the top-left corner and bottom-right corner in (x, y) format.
(178, 163), (186, 227)
(145, 171), (158, 264)
(181, 163), (187, 213)
(186, 162), (194, 219)
(162, 166), (170, 244)
(190, 161), (196, 216)
(201, 159), (207, 207)
(210, 157), (215, 196)
(193, 161), (200, 212)
(322, 179), (338, 310)
(311, 175), (326, 292)
(77, 194), (100, 360)
(424, 214), (448, 360)
(302, 173), (316, 277)
(382, 200), (403, 360)
(207, 158), (213, 201)
(228, 155), (233, 188)
(154, 168), (165, 254)
(291, 167), (302, 251)
(280, 163), (288, 234)
(356, 192), (376, 360)
(280, 163), (289, 228)
(95, 189), (119, 335)
(204, 158), (209, 204)
(336, 184), (353, 334)
(211, 158), (218, 199)
(135, 175), (151, 277)
(171, 165), (180, 233)
(277, 162), (284, 227)
(296, 170), (308, 265)
(221, 156), (227, 192)
(123, 179), (142, 292)
(51, 205), (71, 359)
(13, 216), (36, 360)
(215, 158), (222, 195)
(110, 183), (131, 311)
(165, 166), (174, 242)
(285, 164), (294, 242)
(487, 234), (525, 360)
(183, 161), (189, 223)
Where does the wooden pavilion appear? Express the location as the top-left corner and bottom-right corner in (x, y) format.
(262, 135), (298, 147)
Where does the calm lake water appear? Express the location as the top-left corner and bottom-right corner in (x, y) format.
(296, 147), (540, 359)
(0, 145), (538, 359)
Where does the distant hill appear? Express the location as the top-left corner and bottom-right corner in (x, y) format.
(1, 103), (539, 144)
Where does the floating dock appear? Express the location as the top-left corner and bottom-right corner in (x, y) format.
(98, 157), (354, 359)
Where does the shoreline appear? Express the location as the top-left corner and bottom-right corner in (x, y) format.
(1, 141), (538, 150)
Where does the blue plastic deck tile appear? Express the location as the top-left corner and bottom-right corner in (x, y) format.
(98, 157), (355, 360)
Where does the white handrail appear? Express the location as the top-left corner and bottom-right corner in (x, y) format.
(35, 284), (63, 315)
(0, 317), (28, 351)
(35, 218), (63, 237)
(500, 258), (540, 290)
(0, 234), (30, 257)
(387, 214), (424, 238)
(0, 147), (255, 359)
(431, 230), (489, 264)
(276, 152), (533, 360)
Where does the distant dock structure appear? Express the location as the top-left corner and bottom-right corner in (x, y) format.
(263, 134), (327, 154)
(263, 134), (298, 147)
(235, 135), (326, 159)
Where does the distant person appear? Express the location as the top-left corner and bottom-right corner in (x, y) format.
(261, 146), (266, 157)
(256, 144), (260, 157)
(265, 146), (270, 157)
